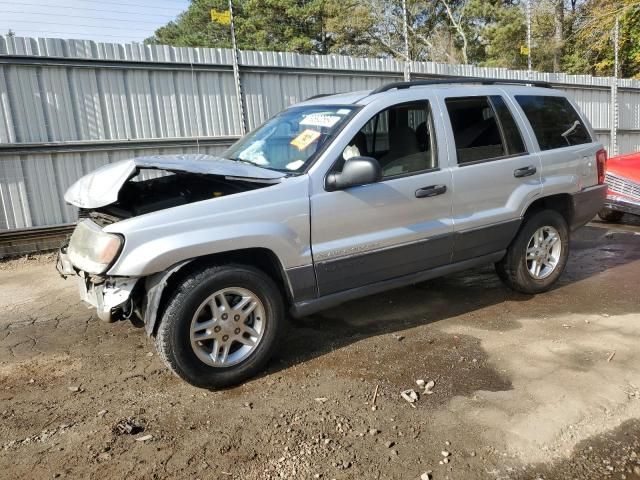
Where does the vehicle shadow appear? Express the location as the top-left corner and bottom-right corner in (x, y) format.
(268, 223), (640, 376)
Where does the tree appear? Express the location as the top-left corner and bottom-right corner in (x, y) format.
(565, 0), (640, 77)
(553, 0), (564, 72)
(325, 0), (468, 62)
(146, 0), (640, 79)
(439, 0), (469, 63)
(147, 0), (354, 54)
(461, 0), (527, 68)
(147, 0), (236, 49)
(148, 0), (471, 62)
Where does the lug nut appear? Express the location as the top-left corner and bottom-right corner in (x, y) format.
(214, 326), (221, 333)
(234, 328), (241, 334)
(234, 315), (240, 321)
(221, 313), (228, 320)
(222, 335), (229, 341)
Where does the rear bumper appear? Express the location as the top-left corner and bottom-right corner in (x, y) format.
(570, 184), (607, 230)
(604, 196), (640, 217)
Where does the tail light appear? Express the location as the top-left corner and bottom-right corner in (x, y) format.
(596, 148), (607, 185)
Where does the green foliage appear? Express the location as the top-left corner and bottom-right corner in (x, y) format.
(464, 0), (527, 68)
(146, 0), (640, 78)
(568, 0), (640, 78)
(147, 0), (350, 54)
(148, 0), (235, 49)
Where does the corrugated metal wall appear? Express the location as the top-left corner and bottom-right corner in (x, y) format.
(1, 35), (640, 236)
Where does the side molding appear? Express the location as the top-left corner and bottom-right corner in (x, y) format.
(284, 264), (317, 302)
(291, 251), (505, 318)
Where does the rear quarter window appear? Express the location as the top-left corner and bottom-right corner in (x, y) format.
(515, 95), (592, 151)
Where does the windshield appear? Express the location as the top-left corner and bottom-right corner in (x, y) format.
(223, 105), (357, 172)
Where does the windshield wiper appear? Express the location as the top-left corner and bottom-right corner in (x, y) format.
(228, 157), (284, 172)
(227, 157), (262, 167)
(561, 120), (581, 138)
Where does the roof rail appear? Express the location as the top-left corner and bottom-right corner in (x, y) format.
(369, 77), (552, 95)
(305, 93), (334, 100)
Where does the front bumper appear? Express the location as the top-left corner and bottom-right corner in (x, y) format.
(604, 195), (640, 217)
(57, 246), (137, 322)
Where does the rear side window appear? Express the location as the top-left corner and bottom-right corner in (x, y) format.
(445, 96), (526, 165)
(515, 95), (592, 150)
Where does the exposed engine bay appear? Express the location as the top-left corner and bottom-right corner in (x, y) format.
(63, 154), (287, 214)
(80, 169), (272, 225)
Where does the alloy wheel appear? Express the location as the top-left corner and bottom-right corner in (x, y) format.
(525, 226), (562, 280)
(189, 287), (266, 367)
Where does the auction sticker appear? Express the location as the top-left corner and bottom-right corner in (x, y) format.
(291, 129), (321, 150)
(300, 113), (341, 128)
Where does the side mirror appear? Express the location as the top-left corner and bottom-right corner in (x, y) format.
(325, 156), (382, 191)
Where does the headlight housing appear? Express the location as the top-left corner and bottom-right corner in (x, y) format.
(67, 219), (123, 274)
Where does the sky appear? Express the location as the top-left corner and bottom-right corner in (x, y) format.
(0, 0), (190, 44)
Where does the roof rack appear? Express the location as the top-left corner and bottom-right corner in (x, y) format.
(369, 77), (552, 95)
(305, 93), (334, 100)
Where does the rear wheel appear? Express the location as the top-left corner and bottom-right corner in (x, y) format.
(496, 210), (570, 294)
(155, 264), (285, 388)
(597, 208), (624, 223)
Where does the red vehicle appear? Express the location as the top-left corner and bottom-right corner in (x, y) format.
(598, 151), (640, 222)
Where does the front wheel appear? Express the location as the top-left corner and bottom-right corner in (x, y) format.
(495, 210), (570, 294)
(155, 264), (285, 388)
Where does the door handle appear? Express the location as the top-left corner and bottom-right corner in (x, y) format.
(415, 184), (447, 198)
(514, 165), (537, 178)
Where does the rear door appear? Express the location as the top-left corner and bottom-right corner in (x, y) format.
(309, 98), (454, 296)
(441, 93), (543, 262)
(513, 94), (602, 197)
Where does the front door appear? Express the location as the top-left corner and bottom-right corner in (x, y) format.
(310, 99), (454, 296)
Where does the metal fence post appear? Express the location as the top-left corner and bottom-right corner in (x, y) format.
(611, 15), (619, 156)
(229, 0), (246, 135)
(402, 0), (411, 81)
(526, 0), (532, 80)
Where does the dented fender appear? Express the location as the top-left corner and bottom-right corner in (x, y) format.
(142, 260), (192, 336)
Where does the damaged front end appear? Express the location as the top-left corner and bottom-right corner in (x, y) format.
(58, 154), (285, 324)
(57, 219), (136, 322)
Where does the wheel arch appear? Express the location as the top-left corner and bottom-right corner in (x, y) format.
(522, 193), (573, 227)
(142, 247), (301, 337)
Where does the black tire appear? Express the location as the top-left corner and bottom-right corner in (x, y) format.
(495, 210), (570, 294)
(597, 208), (624, 223)
(155, 264), (285, 388)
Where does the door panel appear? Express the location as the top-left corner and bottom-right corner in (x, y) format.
(450, 157), (541, 261)
(311, 170), (454, 296)
(443, 94), (543, 262)
(310, 98), (454, 296)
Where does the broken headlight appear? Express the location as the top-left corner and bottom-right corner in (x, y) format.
(67, 219), (123, 274)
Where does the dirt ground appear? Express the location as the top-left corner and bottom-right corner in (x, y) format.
(0, 218), (639, 480)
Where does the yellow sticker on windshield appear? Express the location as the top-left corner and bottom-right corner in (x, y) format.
(290, 129), (321, 151)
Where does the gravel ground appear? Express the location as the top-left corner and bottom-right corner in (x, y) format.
(0, 219), (639, 480)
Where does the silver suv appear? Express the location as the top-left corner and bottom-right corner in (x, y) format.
(57, 78), (607, 387)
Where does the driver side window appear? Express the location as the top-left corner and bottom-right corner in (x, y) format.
(339, 101), (437, 178)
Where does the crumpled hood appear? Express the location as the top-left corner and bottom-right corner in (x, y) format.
(64, 154), (286, 209)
